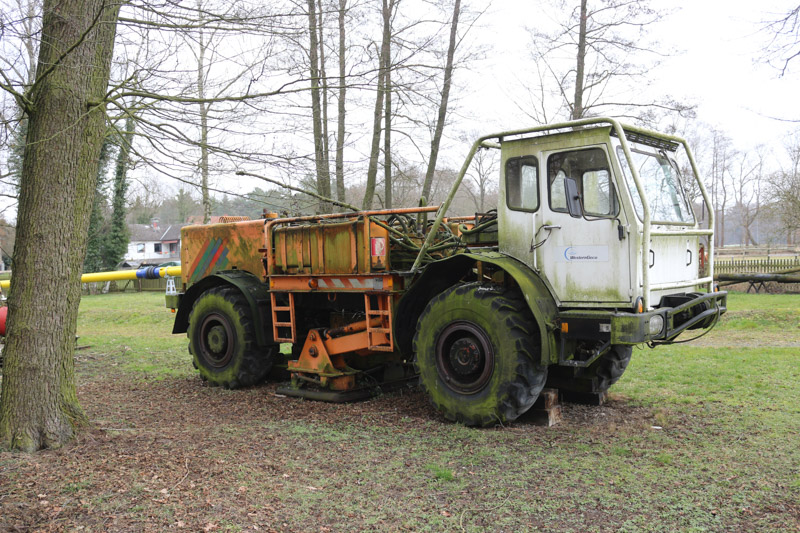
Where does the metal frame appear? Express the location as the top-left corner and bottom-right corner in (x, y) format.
(412, 118), (716, 310)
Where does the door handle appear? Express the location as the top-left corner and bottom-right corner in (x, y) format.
(530, 225), (561, 252)
(649, 249), (655, 268)
(686, 249), (693, 266)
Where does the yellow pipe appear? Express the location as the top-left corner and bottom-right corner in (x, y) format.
(0, 266), (182, 291)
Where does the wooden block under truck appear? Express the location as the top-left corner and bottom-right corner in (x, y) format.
(168, 118), (727, 426)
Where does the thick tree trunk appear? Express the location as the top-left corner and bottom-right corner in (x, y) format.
(0, 0), (120, 451)
(335, 0), (347, 203)
(420, 0), (460, 204)
(572, 0), (588, 120)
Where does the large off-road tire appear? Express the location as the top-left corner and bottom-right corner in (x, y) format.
(590, 345), (632, 391)
(188, 286), (275, 388)
(413, 283), (547, 427)
(547, 345), (632, 394)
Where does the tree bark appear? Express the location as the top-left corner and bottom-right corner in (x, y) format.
(0, 0), (120, 452)
(572, 0), (588, 120)
(335, 0), (347, 203)
(420, 0), (461, 204)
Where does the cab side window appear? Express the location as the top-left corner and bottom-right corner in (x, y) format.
(547, 148), (617, 217)
(506, 157), (539, 212)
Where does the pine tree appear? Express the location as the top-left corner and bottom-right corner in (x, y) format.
(83, 137), (112, 273)
(101, 116), (134, 270)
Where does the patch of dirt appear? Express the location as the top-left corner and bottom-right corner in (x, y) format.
(0, 375), (793, 532)
(0, 375), (651, 532)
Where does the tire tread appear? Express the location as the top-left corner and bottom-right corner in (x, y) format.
(414, 282), (547, 427)
(188, 286), (274, 388)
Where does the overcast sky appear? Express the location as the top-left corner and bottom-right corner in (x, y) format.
(5, 0), (797, 217)
(463, 0), (799, 154)
(655, 0), (799, 148)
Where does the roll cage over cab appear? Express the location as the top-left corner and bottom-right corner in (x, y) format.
(488, 119), (724, 342)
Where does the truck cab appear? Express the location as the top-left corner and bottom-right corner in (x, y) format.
(401, 118), (724, 337)
(494, 122), (721, 339)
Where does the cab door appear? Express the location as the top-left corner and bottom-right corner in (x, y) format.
(536, 146), (633, 306)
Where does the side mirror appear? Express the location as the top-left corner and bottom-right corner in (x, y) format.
(564, 177), (583, 218)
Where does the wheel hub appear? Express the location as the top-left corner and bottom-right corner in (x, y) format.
(449, 337), (482, 375)
(199, 314), (234, 368)
(435, 321), (494, 394)
(207, 325), (228, 353)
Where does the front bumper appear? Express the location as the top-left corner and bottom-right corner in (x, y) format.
(558, 291), (728, 346)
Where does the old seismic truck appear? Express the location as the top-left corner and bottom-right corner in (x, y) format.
(168, 118), (727, 426)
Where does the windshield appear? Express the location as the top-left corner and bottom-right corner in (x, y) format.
(616, 144), (694, 224)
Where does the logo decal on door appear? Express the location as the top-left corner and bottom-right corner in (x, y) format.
(560, 246), (609, 262)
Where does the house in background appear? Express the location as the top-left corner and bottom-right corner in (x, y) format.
(124, 216), (248, 267)
(124, 220), (186, 266)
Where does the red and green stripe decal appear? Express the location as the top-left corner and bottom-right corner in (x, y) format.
(189, 238), (230, 283)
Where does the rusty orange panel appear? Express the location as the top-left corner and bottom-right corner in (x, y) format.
(264, 208), (438, 276)
(181, 220), (266, 285)
(271, 219), (392, 275)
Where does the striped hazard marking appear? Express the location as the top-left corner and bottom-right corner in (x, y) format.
(317, 277), (384, 290)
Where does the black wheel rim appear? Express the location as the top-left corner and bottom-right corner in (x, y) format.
(199, 313), (234, 368)
(435, 321), (494, 394)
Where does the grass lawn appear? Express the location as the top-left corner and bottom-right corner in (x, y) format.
(0, 290), (798, 531)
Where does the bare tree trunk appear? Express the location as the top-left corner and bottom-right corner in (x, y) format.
(362, 8), (391, 210)
(22, 0), (39, 87)
(572, 0), (588, 120)
(307, 0), (331, 212)
(0, 0), (120, 452)
(382, 0), (392, 209)
(197, 10), (211, 223)
(710, 131), (730, 248)
(334, 0), (348, 203)
(420, 0), (460, 203)
(334, 0), (347, 203)
(318, 0), (331, 190)
(361, 73), (384, 210)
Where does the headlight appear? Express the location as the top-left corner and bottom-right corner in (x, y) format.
(648, 315), (664, 336)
